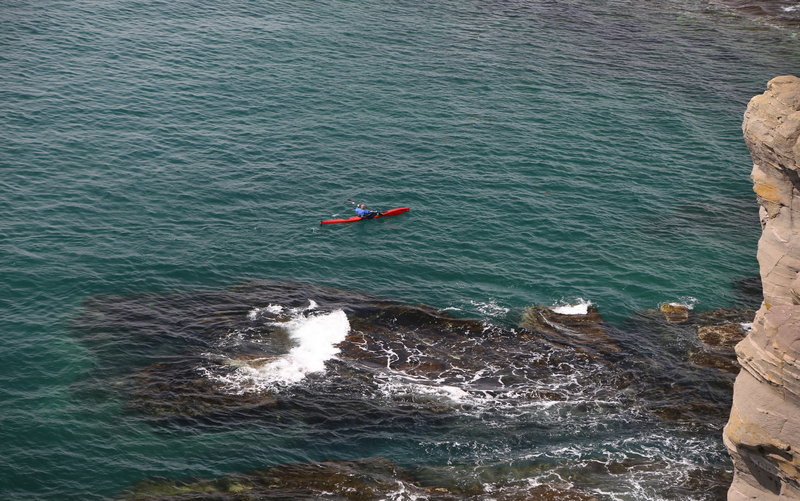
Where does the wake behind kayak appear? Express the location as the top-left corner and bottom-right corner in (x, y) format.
(320, 207), (410, 224)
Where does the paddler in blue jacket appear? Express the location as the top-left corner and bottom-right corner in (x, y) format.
(355, 204), (381, 219)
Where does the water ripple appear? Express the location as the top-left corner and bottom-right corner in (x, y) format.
(1, 0), (796, 498)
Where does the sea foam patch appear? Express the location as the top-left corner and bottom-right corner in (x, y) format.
(255, 309), (349, 385)
(247, 299), (318, 320)
(204, 306), (350, 393)
(663, 296), (698, 310)
(378, 378), (474, 405)
(469, 299), (510, 318)
(551, 298), (593, 315)
(247, 304), (284, 320)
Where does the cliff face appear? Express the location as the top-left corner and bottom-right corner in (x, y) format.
(724, 75), (800, 500)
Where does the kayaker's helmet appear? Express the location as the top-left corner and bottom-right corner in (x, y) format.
(358, 204), (365, 208)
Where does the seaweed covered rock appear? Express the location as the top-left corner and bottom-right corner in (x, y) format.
(519, 304), (620, 355)
(697, 323), (748, 349)
(688, 322), (750, 374)
(125, 458), (432, 500)
(626, 305), (755, 374)
(123, 457), (603, 501)
(659, 303), (689, 323)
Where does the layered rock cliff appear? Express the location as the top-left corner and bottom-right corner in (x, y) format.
(724, 75), (800, 500)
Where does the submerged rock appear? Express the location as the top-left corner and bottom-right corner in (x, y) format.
(697, 323), (748, 349)
(127, 359), (279, 420)
(628, 306), (754, 374)
(74, 281), (616, 424)
(688, 322), (750, 374)
(123, 457), (603, 501)
(519, 304), (620, 355)
(687, 350), (740, 374)
(73, 280), (734, 500)
(124, 458), (429, 500)
(75, 280), (740, 431)
(613, 305), (756, 423)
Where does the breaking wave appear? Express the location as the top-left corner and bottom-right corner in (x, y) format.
(201, 303), (350, 393)
(551, 298), (593, 315)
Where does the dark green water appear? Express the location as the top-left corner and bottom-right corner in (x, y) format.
(2, 0), (799, 499)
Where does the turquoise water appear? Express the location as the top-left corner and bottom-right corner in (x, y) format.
(2, 0), (800, 499)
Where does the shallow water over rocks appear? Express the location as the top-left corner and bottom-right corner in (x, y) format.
(70, 280), (744, 499)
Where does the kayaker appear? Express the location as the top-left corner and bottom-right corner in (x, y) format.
(354, 204), (381, 219)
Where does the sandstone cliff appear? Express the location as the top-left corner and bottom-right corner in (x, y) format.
(724, 75), (800, 500)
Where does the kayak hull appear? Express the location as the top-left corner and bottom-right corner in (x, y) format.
(320, 207), (410, 224)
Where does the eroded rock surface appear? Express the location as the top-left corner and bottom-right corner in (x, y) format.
(724, 75), (800, 500)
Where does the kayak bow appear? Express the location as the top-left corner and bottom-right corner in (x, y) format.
(320, 207), (410, 224)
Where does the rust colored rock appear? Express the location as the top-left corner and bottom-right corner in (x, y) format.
(697, 323), (748, 349)
(659, 303), (689, 323)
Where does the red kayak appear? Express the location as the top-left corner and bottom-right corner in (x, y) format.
(320, 207), (410, 224)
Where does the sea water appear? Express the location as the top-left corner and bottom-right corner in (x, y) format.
(2, 0), (800, 499)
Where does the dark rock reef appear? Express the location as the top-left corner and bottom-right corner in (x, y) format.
(123, 457), (603, 501)
(72, 280), (745, 499)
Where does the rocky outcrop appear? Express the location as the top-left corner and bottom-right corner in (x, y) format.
(659, 303), (690, 323)
(519, 304), (621, 355)
(724, 75), (800, 500)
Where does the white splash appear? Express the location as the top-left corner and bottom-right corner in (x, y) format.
(551, 298), (593, 315)
(247, 304), (284, 320)
(469, 299), (510, 318)
(782, 5), (799, 12)
(247, 300), (318, 321)
(378, 378), (475, 405)
(205, 308), (350, 393)
(254, 309), (349, 385)
(664, 296), (698, 310)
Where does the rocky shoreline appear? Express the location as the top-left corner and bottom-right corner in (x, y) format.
(723, 75), (800, 500)
(70, 279), (756, 499)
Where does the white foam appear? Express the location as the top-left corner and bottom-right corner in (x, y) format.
(375, 373), (482, 406)
(551, 298), (592, 315)
(783, 5), (799, 12)
(254, 309), (349, 385)
(469, 299), (510, 318)
(204, 308), (350, 393)
(247, 304), (283, 320)
(386, 480), (425, 501)
(663, 296), (698, 310)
